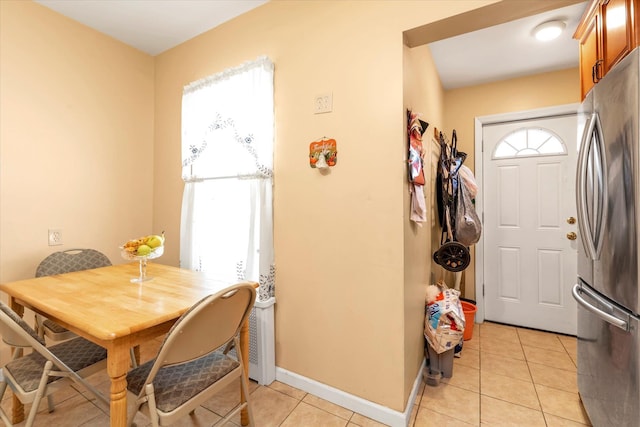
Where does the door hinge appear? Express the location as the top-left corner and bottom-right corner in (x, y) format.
(482, 284), (485, 297)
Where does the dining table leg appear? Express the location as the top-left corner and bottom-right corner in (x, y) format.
(8, 297), (24, 425)
(107, 339), (132, 427)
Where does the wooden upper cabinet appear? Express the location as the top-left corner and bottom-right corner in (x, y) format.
(577, 11), (600, 99)
(574, 0), (639, 100)
(601, 0), (635, 72)
(637, 0), (640, 45)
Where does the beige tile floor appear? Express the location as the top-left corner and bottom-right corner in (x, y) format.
(0, 322), (590, 426)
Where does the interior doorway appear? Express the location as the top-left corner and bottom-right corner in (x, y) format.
(474, 103), (580, 335)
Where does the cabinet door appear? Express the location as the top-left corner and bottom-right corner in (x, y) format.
(636, 0), (640, 45)
(601, 0), (634, 73)
(579, 12), (600, 99)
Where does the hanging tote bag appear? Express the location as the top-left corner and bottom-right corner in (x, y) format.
(455, 179), (481, 246)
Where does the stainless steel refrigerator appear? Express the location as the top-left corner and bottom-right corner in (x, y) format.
(573, 47), (640, 427)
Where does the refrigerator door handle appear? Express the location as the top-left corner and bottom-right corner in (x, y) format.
(591, 113), (607, 259)
(576, 113), (608, 260)
(572, 284), (629, 331)
(576, 115), (597, 260)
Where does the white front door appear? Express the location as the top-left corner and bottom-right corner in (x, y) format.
(482, 113), (578, 335)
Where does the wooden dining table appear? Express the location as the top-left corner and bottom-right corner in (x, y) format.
(0, 262), (254, 427)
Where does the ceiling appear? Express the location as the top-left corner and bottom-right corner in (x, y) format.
(34, 0), (269, 56)
(429, 1), (589, 89)
(35, 0), (588, 89)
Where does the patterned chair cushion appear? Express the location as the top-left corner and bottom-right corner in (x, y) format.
(4, 336), (106, 393)
(126, 350), (239, 412)
(42, 319), (70, 334)
(35, 249), (111, 278)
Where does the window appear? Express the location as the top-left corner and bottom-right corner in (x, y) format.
(492, 127), (566, 159)
(180, 57), (275, 301)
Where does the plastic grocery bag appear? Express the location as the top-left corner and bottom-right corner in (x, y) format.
(424, 284), (465, 354)
(455, 179), (481, 246)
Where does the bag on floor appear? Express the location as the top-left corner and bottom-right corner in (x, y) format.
(424, 284), (465, 354)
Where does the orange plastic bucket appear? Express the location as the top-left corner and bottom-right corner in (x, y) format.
(461, 301), (477, 340)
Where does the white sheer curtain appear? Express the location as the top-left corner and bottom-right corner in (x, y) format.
(180, 56), (274, 301)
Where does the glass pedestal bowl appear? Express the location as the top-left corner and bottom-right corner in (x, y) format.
(120, 245), (164, 283)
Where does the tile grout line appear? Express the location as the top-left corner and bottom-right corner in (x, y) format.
(516, 327), (548, 426)
(277, 398), (304, 427)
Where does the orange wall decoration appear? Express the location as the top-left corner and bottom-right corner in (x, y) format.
(309, 138), (337, 168)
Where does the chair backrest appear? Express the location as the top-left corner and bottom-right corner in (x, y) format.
(35, 249), (112, 277)
(151, 282), (256, 372)
(0, 302), (46, 349)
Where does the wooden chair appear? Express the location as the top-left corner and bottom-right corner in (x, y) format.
(0, 301), (108, 427)
(125, 282), (256, 427)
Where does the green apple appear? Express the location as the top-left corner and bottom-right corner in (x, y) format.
(146, 235), (163, 249)
(136, 244), (152, 256)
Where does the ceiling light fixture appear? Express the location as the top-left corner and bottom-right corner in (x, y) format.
(532, 20), (566, 41)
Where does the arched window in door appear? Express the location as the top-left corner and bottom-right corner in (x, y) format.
(492, 127), (567, 159)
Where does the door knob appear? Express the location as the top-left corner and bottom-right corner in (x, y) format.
(567, 232), (577, 240)
(567, 217), (576, 224)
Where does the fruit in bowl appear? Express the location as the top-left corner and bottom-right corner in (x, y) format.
(120, 232), (165, 260)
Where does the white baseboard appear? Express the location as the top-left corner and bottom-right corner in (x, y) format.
(275, 359), (425, 427)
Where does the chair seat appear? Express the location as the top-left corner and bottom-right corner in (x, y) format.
(4, 336), (106, 393)
(126, 350), (238, 412)
(42, 319), (70, 335)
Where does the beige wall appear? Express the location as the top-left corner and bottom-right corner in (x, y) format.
(0, 1), (155, 283)
(153, 0), (497, 411)
(443, 67), (580, 300)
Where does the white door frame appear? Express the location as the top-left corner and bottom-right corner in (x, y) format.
(473, 103), (580, 324)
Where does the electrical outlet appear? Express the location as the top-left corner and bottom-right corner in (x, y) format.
(48, 229), (63, 246)
(314, 93), (333, 114)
